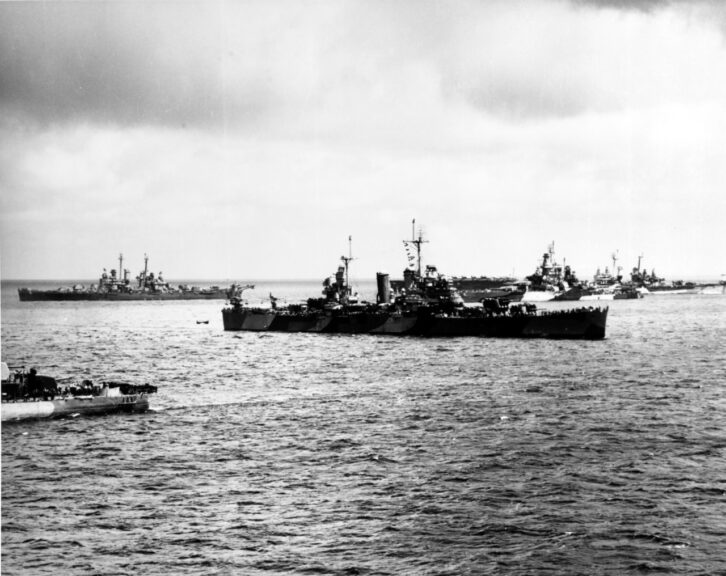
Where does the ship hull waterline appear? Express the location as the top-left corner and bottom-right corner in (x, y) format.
(1, 394), (150, 422)
(18, 289), (228, 301)
(222, 307), (608, 340)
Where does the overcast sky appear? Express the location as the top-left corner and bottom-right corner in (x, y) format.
(1, 0), (725, 282)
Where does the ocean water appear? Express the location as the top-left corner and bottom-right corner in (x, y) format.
(2, 280), (725, 576)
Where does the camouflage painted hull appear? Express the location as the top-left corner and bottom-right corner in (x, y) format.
(222, 306), (608, 339)
(1, 394), (150, 422)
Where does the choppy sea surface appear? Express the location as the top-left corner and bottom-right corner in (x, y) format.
(2, 279), (726, 576)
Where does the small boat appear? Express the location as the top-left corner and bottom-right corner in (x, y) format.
(580, 289), (616, 301)
(196, 320), (210, 324)
(1, 363), (157, 422)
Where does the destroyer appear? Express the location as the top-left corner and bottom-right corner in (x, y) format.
(18, 254), (235, 301)
(1, 363), (157, 422)
(222, 229), (608, 339)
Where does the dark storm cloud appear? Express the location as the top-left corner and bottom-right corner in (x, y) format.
(0, 2), (273, 127)
(571, 0), (669, 9)
(2, 0), (724, 130)
(569, 0), (719, 11)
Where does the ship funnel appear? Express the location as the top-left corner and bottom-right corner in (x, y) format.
(377, 272), (391, 304)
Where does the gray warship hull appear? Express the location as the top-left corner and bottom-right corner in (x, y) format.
(18, 288), (228, 301)
(222, 306), (608, 339)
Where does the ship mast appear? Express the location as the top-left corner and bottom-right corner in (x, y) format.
(408, 218), (428, 276)
(611, 250), (619, 277)
(341, 235), (354, 290)
(119, 253), (123, 282)
(542, 241), (555, 274)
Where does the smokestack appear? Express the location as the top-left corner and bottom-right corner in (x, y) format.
(376, 272), (391, 304)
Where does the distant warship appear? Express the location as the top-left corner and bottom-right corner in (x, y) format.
(223, 227), (608, 340)
(18, 254), (234, 301)
(628, 255), (701, 295)
(555, 251), (641, 301)
(520, 242), (580, 302)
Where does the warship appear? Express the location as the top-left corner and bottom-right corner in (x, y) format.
(454, 283), (527, 304)
(556, 251), (641, 301)
(17, 254), (234, 301)
(222, 228), (608, 340)
(397, 276), (524, 304)
(520, 242), (582, 302)
(1, 363), (156, 422)
(628, 255), (702, 295)
(449, 276), (520, 303)
(390, 224), (520, 304)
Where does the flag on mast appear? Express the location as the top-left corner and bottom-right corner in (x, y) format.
(403, 241), (416, 267)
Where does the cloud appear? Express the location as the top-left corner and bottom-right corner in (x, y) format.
(2, 0), (726, 279)
(439, 0), (726, 120)
(569, 0), (723, 10)
(567, 0), (726, 40)
(0, 2), (295, 129)
(571, 0), (673, 10)
(0, 0), (453, 135)
(3, 0), (725, 134)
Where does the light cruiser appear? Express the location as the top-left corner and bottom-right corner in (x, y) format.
(222, 227), (609, 340)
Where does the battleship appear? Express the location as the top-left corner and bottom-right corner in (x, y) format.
(222, 229), (608, 339)
(17, 254), (235, 301)
(520, 242), (581, 302)
(1, 363), (156, 422)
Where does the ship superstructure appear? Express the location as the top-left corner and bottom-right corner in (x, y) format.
(521, 242), (581, 301)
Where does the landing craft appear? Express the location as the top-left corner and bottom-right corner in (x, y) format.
(1, 363), (156, 422)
